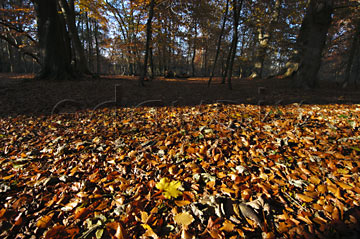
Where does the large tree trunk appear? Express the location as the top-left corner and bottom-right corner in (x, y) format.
(59, 0), (91, 75)
(34, 0), (73, 80)
(342, 19), (360, 88)
(139, 0), (155, 86)
(293, 0), (333, 88)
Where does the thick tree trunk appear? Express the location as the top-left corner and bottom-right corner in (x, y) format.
(342, 20), (360, 88)
(208, 0), (229, 87)
(139, 0), (155, 86)
(293, 0), (333, 88)
(34, 0), (73, 80)
(59, 0), (91, 75)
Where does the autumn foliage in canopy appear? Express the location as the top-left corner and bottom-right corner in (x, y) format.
(1, 104), (360, 238)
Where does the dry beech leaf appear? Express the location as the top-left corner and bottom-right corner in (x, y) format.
(37, 213), (54, 228)
(142, 224), (159, 239)
(74, 207), (91, 220)
(296, 193), (314, 203)
(45, 225), (66, 239)
(220, 220), (235, 232)
(336, 181), (352, 190)
(175, 200), (191, 207)
(317, 185), (327, 194)
(180, 228), (194, 239)
(174, 212), (194, 228)
(239, 203), (262, 227)
(106, 221), (128, 239)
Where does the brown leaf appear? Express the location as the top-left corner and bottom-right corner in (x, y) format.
(74, 207), (91, 220)
(45, 225), (67, 239)
(37, 213), (54, 228)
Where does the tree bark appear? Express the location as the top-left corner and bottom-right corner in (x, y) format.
(208, 0), (229, 87)
(293, 0), (333, 88)
(225, 0), (243, 89)
(139, 0), (155, 86)
(33, 0), (73, 80)
(342, 19), (360, 88)
(59, 0), (91, 75)
(191, 23), (197, 77)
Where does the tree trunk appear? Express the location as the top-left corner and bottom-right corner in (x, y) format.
(342, 20), (360, 88)
(293, 0), (333, 88)
(59, 0), (91, 75)
(34, 0), (73, 80)
(139, 0), (155, 86)
(208, 0), (229, 87)
(94, 20), (101, 75)
(225, 0), (243, 89)
(191, 23), (197, 77)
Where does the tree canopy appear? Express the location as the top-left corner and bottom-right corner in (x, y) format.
(0, 0), (359, 87)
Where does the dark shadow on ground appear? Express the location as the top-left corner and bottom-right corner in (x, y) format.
(0, 74), (359, 117)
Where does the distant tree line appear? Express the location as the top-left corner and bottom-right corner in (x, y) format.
(0, 0), (359, 88)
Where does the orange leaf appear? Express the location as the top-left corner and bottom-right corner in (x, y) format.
(309, 176), (321, 185)
(174, 200), (191, 207)
(336, 181), (352, 190)
(74, 208), (91, 220)
(296, 193), (314, 203)
(317, 185), (327, 194)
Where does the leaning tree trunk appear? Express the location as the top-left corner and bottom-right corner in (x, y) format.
(139, 0), (155, 86)
(34, 0), (73, 80)
(293, 0), (333, 88)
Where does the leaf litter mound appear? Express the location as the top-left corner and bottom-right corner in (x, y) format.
(1, 103), (360, 238)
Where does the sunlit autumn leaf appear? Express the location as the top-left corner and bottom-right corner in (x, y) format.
(156, 177), (182, 199)
(174, 212), (194, 228)
(220, 220), (235, 232)
(296, 193), (314, 203)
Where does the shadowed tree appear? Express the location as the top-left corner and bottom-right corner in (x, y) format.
(139, 0), (156, 86)
(293, 0), (334, 88)
(33, 0), (73, 80)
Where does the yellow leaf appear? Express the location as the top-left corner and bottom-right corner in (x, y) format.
(220, 220), (235, 232)
(174, 212), (194, 228)
(156, 178), (182, 199)
(337, 168), (349, 174)
(296, 193), (314, 203)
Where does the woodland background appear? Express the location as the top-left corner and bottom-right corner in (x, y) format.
(0, 0), (359, 87)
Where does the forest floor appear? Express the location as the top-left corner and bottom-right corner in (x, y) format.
(0, 73), (359, 117)
(1, 73), (360, 238)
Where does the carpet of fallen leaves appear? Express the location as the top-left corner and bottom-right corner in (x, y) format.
(1, 103), (360, 239)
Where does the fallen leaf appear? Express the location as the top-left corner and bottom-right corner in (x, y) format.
(37, 213), (54, 228)
(174, 212), (194, 228)
(296, 193), (314, 203)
